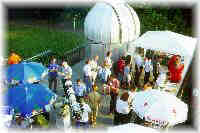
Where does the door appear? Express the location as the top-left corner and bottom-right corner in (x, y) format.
(87, 43), (105, 65)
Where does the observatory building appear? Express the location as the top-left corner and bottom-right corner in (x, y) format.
(84, 1), (140, 62)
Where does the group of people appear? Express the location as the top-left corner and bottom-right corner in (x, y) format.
(5, 49), (184, 129)
(45, 50), (159, 129)
(5, 50), (162, 129)
(115, 50), (161, 91)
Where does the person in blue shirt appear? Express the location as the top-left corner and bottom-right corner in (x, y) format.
(48, 58), (59, 92)
(73, 79), (87, 103)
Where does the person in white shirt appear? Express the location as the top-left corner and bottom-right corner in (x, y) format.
(123, 63), (132, 88)
(66, 86), (77, 105)
(134, 52), (143, 86)
(83, 59), (93, 93)
(60, 61), (72, 93)
(128, 87), (136, 105)
(135, 53), (143, 70)
(114, 92), (132, 125)
(144, 57), (153, 84)
(104, 51), (113, 70)
(90, 56), (100, 85)
(98, 61), (112, 83)
(75, 98), (91, 129)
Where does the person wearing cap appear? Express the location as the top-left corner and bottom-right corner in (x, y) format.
(48, 58), (59, 92)
(88, 84), (101, 127)
(75, 98), (91, 129)
(8, 50), (22, 65)
(60, 61), (72, 91)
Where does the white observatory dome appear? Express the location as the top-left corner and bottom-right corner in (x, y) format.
(84, 1), (140, 44)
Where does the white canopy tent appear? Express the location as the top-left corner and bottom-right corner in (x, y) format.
(128, 31), (197, 91)
(128, 31), (196, 57)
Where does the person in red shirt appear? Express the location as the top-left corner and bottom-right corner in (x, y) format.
(116, 56), (125, 82)
(168, 55), (184, 83)
(107, 75), (120, 115)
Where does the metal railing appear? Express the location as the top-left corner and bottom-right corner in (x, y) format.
(61, 44), (86, 66)
(23, 44), (87, 66)
(23, 50), (56, 66)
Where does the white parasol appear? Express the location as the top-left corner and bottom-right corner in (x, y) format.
(107, 123), (160, 133)
(132, 90), (188, 126)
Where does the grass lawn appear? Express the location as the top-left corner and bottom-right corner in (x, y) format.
(6, 23), (86, 59)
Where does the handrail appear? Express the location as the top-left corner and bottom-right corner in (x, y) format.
(23, 50), (53, 62)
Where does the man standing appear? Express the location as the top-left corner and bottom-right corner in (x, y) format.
(107, 75), (120, 115)
(144, 57), (153, 84)
(60, 61), (72, 92)
(73, 79), (87, 103)
(153, 57), (160, 82)
(88, 84), (101, 127)
(116, 56), (125, 83)
(90, 56), (99, 85)
(48, 58), (59, 92)
(134, 52), (143, 86)
(104, 51), (113, 70)
(123, 63), (132, 88)
(83, 59), (93, 93)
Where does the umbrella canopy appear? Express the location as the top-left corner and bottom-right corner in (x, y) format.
(4, 83), (57, 117)
(107, 123), (159, 133)
(132, 90), (188, 126)
(6, 62), (48, 84)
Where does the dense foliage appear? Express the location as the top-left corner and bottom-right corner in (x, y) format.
(6, 24), (86, 59)
(132, 7), (193, 36)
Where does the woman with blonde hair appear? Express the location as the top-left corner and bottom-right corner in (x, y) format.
(143, 82), (153, 91)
